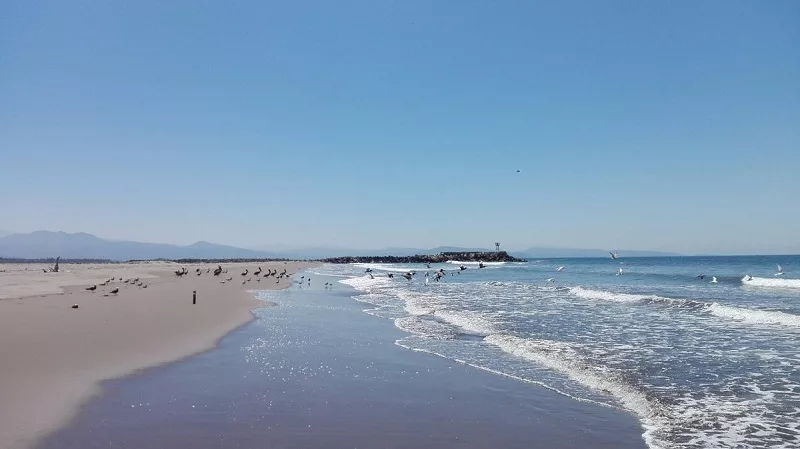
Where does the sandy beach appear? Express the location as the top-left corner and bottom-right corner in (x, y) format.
(0, 261), (313, 449)
(34, 277), (647, 449)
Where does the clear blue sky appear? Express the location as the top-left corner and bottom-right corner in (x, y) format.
(2, 0), (798, 254)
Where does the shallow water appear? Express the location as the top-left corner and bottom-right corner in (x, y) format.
(309, 255), (800, 449)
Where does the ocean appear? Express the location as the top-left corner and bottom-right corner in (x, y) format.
(310, 255), (800, 449)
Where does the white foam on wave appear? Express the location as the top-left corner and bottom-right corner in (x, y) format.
(339, 275), (392, 291)
(433, 309), (498, 336)
(741, 276), (800, 289)
(569, 286), (670, 303)
(708, 303), (800, 327)
(446, 260), (507, 266)
(485, 334), (668, 449)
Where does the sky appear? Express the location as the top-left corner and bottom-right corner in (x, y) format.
(1, 1), (798, 255)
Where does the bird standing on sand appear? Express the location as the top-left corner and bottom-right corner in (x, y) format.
(241, 269), (249, 276)
(86, 285), (97, 291)
(110, 288), (119, 294)
(214, 265), (222, 276)
(254, 267), (262, 276)
(775, 264), (785, 276)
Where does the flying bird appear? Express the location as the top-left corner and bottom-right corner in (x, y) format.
(556, 266), (565, 272)
(710, 276), (718, 284)
(610, 251), (619, 260)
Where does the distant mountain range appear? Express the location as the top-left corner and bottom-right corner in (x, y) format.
(0, 231), (680, 261)
(0, 231), (279, 261)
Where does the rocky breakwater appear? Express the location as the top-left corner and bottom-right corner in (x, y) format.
(322, 251), (525, 264)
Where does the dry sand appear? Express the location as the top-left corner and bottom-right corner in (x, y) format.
(0, 261), (314, 449)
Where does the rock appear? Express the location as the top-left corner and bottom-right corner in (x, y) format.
(321, 251), (525, 264)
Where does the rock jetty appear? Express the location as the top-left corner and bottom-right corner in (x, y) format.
(322, 251), (525, 264)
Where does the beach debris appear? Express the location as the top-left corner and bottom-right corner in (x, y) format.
(71, 304), (79, 309)
(86, 285), (97, 291)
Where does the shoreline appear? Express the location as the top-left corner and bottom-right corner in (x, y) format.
(0, 261), (315, 449)
(34, 274), (646, 449)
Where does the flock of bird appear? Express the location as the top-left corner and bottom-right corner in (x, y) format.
(82, 265), (298, 297)
(84, 276), (147, 296)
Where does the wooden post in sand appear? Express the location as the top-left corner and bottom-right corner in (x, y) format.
(193, 290), (196, 305)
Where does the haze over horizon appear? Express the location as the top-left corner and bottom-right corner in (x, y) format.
(2, 1), (798, 255)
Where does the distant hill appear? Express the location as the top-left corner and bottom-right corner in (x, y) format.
(518, 247), (679, 258)
(0, 231), (281, 261)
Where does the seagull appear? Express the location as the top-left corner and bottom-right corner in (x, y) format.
(616, 268), (623, 276)
(110, 288), (119, 294)
(610, 251), (619, 260)
(556, 266), (565, 272)
(86, 285), (97, 291)
(710, 276), (718, 284)
(402, 272), (412, 280)
(546, 278), (555, 283)
(775, 264), (785, 276)
(697, 274), (706, 280)
(745, 274), (753, 281)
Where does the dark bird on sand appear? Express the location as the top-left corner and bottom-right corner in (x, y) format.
(110, 288), (119, 294)
(86, 285), (97, 291)
(241, 269), (249, 276)
(213, 265), (223, 276)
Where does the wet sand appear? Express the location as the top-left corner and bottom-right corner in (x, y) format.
(0, 261), (313, 449)
(35, 275), (647, 449)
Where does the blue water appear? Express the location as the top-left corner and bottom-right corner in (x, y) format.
(310, 256), (800, 449)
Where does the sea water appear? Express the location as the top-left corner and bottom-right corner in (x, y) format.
(310, 256), (800, 449)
